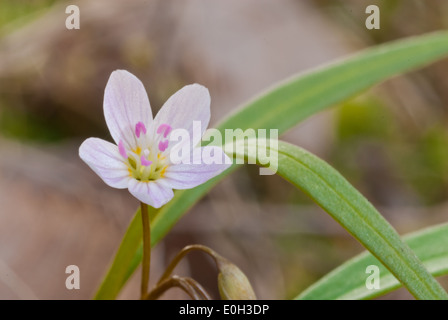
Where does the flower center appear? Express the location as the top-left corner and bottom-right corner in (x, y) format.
(118, 122), (173, 182)
(126, 148), (167, 182)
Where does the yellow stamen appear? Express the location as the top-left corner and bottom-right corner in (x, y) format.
(160, 166), (167, 178)
(134, 146), (142, 155)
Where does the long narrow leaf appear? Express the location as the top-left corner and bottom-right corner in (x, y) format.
(231, 139), (447, 300)
(296, 223), (448, 300)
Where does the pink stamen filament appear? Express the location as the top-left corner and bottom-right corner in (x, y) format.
(157, 123), (172, 138)
(135, 121), (147, 138)
(118, 140), (127, 158)
(158, 140), (169, 152)
(140, 155), (152, 167)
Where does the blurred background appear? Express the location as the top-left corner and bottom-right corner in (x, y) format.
(1, 0), (448, 299)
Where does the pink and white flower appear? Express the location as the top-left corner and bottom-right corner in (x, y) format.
(79, 70), (231, 208)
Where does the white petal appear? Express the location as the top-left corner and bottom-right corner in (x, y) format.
(128, 179), (174, 208)
(79, 138), (131, 188)
(104, 70), (152, 150)
(153, 84), (210, 149)
(163, 146), (231, 189)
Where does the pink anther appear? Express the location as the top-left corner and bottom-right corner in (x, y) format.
(158, 140), (169, 152)
(140, 155), (152, 166)
(157, 123), (172, 138)
(135, 122), (147, 138)
(118, 140), (127, 158)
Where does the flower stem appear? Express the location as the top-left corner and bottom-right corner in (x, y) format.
(184, 277), (212, 300)
(140, 202), (151, 299)
(145, 276), (203, 300)
(157, 244), (222, 285)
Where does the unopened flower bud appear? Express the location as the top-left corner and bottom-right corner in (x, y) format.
(217, 259), (256, 300)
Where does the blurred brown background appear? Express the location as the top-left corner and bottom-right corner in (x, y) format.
(1, 0), (448, 299)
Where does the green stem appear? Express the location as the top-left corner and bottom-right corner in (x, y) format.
(145, 276), (201, 300)
(140, 202), (151, 299)
(157, 244), (221, 285)
(184, 277), (212, 300)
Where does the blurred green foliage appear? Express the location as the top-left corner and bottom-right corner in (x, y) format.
(399, 125), (448, 204)
(0, 100), (64, 141)
(0, 0), (57, 30)
(331, 96), (394, 187)
(336, 97), (393, 140)
(332, 96), (448, 205)
(0, 0), (60, 142)
(315, 0), (448, 206)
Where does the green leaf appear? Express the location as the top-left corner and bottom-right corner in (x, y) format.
(296, 222), (448, 300)
(94, 209), (142, 299)
(231, 139), (447, 300)
(94, 31), (448, 299)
